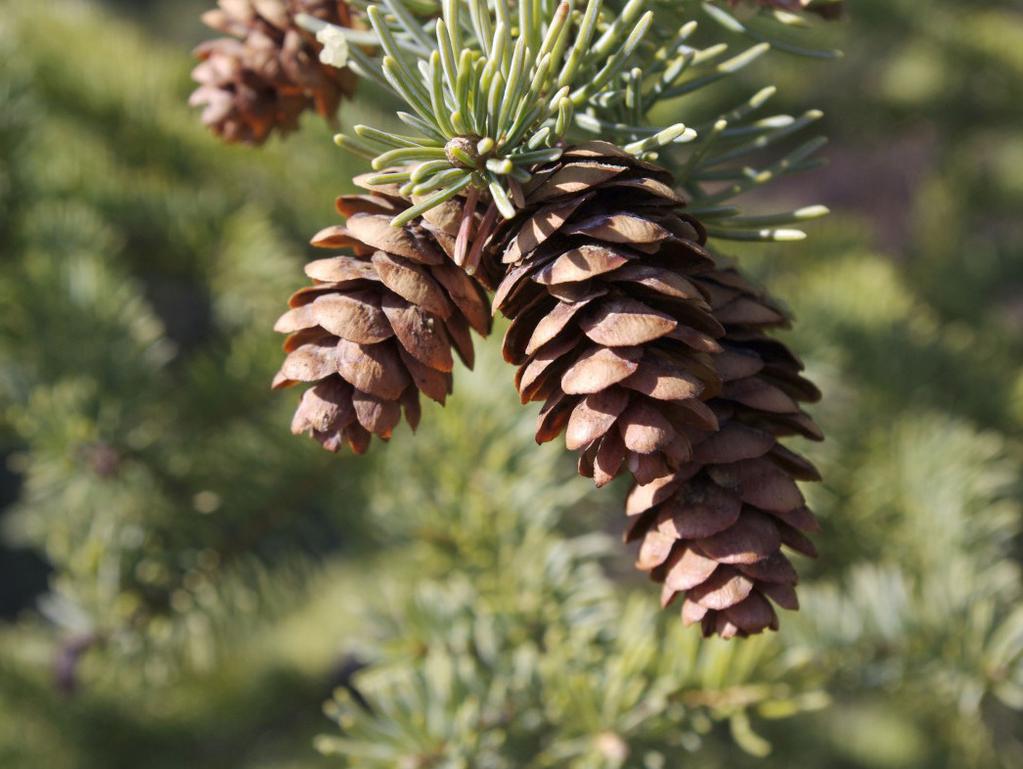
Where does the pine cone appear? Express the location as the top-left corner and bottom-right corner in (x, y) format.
(273, 184), (491, 453)
(190, 0), (357, 145)
(625, 267), (823, 638)
(729, 0), (844, 18)
(487, 141), (726, 487)
(482, 142), (822, 638)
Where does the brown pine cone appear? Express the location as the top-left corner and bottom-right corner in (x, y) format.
(272, 184), (491, 453)
(486, 142), (728, 487)
(190, 0), (358, 145)
(626, 267), (823, 638)
(728, 0), (844, 18)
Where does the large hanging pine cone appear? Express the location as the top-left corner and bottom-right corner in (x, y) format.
(190, 0), (357, 145)
(482, 142), (822, 638)
(273, 184), (491, 453)
(486, 142), (726, 487)
(625, 267), (823, 638)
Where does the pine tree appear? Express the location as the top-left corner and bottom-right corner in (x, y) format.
(3, 1), (1023, 768)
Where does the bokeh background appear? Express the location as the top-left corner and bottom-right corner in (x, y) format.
(1, 1), (1022, 767)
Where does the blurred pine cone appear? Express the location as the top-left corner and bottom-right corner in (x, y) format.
(626, 267), (823, 638)
(486, 142), (726, 486)
(190, 0), (357, 145)
(732, 0), (844, 18)
(273, 183), (491, 453)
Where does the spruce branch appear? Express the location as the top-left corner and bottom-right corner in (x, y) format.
(570, 3), (837, 241)
(310, 0), (695, 225)
(706, 1), (843, 59)
(304, 0), (838, 235)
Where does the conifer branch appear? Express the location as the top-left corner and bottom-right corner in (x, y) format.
(311, 0), (697, 224)
(568, 2), (837, 241)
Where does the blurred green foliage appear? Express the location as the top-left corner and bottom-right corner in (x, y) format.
(1, 1), (1022, 768)
(0, 0), (375, 674)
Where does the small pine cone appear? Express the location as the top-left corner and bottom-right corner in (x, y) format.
(487, 142), (726, 486)
(729, 0), (844, 18)
(625, 267), (823, 638)
(273, 183), (491, 453)
(190, 0), (357, 145)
